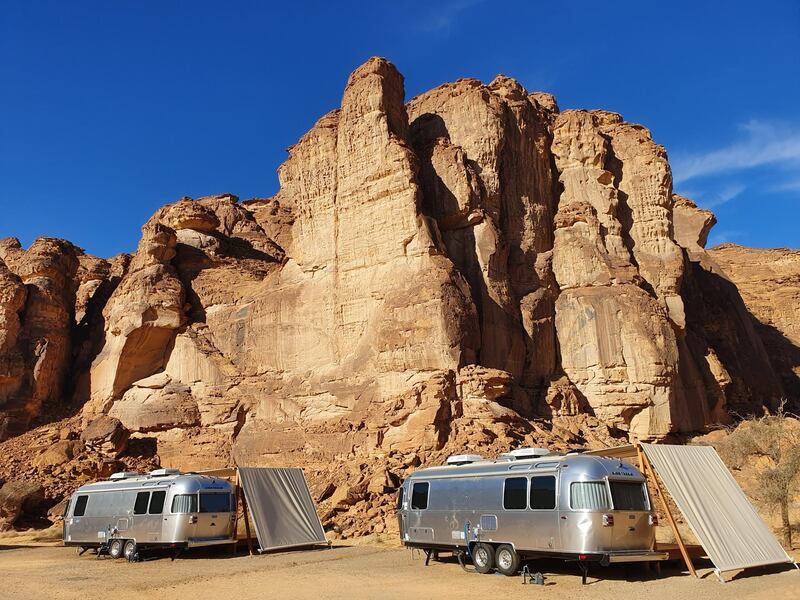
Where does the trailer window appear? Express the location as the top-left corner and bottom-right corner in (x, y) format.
(134, 491), (150, 515)
(171, 494), (198, 513)
(411, 482), (429, 510)
(530, 476), (556, 509)
(570, 481), (610, 510)
(396, 486), (404, 510)
(149, 490), (166, 514)
(503, 477), (527, 510)
(200, 493), (232, 513)
(73, 495), (88, 517)
(610, 482), (649, 511)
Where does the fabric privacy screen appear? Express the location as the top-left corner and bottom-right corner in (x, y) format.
(641, 444), (793, 574)
(238, 467), (327, 552)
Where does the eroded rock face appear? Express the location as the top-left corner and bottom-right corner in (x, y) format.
(0, 259), (26, 430)
(668, 200), (784, 419)
(0, 56), (794, 538)
(86, 221), (185, 414)
(550, 111), (684, 438)
(407, 76), (558, 386)
(0, 237), (79, 439)
(709, 244), (800, 405)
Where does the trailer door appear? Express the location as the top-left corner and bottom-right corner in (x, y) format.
(529, 475), (559, 550)
(132, 491), (163, 542)
(395, 485), (407, 539)
(146, 490), (167, 541)
(407, 481), (433, 542)
(166, 492), (198, 541)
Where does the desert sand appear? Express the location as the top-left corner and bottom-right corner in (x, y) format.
(1, 539), (797, 600)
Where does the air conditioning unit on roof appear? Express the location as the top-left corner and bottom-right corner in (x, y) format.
(149, 468), (181, 477)
(109, 471), (141, 480)
(500, 447), (553, 460)
(446, 454), (484, 466)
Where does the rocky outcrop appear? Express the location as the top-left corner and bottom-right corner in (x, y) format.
(86, 220), (185, 414)
(80, 415), (130, 458)
(709, 244), (800, 405)
(0, 237), (79, 439)
(549, 110), (685, 437)
(0, 259), (26, 435)
(0, 57), (794, 537)
(0, 479), (44, 530)
(668, 200), (785, 419)
(407, 76), (557, 388)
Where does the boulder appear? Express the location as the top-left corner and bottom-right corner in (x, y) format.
(32, 440), (83, 468)
(330, 483), (366, 510)
(0, 480), (45, 527)
(161, 197), (220, 232)
(80, 416), (130, 457)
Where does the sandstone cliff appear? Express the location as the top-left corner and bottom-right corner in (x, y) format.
(0, 57), (795, 536)
(709, 244), (800, 405)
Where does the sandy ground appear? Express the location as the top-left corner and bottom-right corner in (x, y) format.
(1, 538), (798, 600)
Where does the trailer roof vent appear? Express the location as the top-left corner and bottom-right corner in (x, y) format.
(501, 447), (553, 461)
(565, 448), (587, 455)
(149, 468), (181, 477)
(109, 471), (141, 480)
(446, 454), (484, 466)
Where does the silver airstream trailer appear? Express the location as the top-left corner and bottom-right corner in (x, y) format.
(63, 469), (235, 560)
(396, 449), (668, 580)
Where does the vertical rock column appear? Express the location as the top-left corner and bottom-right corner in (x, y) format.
(407, 77), (559, 388)
(0, 238), (79, 438)
(87, 221), (185, 414)
(598, 114), (686, 328)
(550, 111), (681, 438)
(0, 259), (26, 438)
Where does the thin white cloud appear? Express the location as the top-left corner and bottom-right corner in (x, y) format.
(416, 0), (486, 33)
(675, 183), (745, 210)
(672, 120), (800, 183)
(771, 178), (800, 193)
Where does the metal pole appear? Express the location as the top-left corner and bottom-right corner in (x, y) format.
(240, 481), (255, 556)
(231, 469), (241, 555)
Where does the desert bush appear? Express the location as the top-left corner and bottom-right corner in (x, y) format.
(717, 404), (800, 548)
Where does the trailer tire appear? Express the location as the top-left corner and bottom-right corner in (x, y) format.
(109, 539), (124, 559)
(495, 544), (520, 576)
(123, 540), (138, 561)
(471, 543), (495, 574)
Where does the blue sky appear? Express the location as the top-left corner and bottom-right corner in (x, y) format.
(1, 0), (798, 257)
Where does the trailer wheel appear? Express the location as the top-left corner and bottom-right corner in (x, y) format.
(123, 540), (138, 561)
(495, 544), (520, 576)
(471, 543), (495, 574)
(109, 539), (124, 559)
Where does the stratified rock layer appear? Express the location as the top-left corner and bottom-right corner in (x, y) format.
(0, 57), (795, 538)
